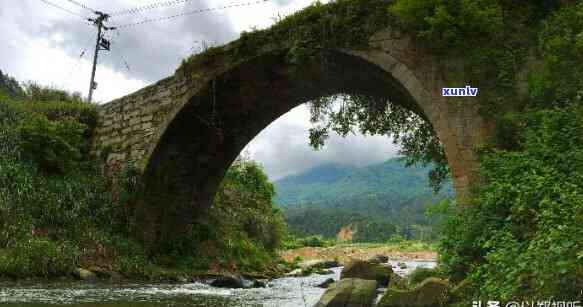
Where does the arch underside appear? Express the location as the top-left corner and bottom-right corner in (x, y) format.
(138, 50), (435, 245)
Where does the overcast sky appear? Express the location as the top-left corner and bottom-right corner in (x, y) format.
(0, 0), (400, 180)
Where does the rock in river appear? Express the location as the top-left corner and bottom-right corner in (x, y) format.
(315, 278), (378, 307)
(210, 272), (265, 289)
(377, 277), (450, 307)
(367, 254), (389, 264)
(298, 259), (339, 270)
(340, 259), (393, 286)
(317, 278), (335, 288)
(73, 268), (97, 282)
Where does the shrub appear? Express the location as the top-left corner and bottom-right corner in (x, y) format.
(0, 239), (79, 278)
(408, 267), (440, 287)
(17, 115), (87, 175)
(439, 104), (583, 300)
(297, 235), (329, 247)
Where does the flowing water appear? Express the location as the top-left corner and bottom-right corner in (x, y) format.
(0, 260), (435, 307)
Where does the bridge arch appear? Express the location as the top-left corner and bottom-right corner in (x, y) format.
(92, 30), (494, 247)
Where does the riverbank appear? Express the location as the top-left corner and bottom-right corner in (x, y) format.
(0, 260), (437, 306)
(281, 242), (437, 264)
(0, 241), (436, 285)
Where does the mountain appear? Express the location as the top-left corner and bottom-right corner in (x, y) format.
(275, 158), (452, 206)
(273, 158), (453, 241)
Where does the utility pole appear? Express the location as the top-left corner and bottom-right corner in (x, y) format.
(87, 11), (114, 103)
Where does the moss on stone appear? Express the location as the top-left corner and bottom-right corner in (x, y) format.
(180, 0), (396, 73)
(340, 259), (393, 286)
(315, 278), (378, 307)
(378, 277), (450, 307)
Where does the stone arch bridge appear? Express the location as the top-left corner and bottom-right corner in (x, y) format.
(91, 21), (494, 247)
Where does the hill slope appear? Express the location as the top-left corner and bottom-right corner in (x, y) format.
(274, 158), (453, 241)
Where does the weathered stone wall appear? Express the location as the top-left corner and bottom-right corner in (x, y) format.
(92, 77), (179, 171)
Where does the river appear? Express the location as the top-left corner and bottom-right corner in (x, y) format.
(0, 260), (435, 307)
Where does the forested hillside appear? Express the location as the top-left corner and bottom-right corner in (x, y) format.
(274, 159), (453, 242)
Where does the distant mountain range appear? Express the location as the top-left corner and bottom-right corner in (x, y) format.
(273, 158), (453, 241)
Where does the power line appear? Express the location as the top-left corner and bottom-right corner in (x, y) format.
(64, 45), (89, 88)
(110, 30), (132, 72)
(63, 0), (97, 13)
(110, 0), (203, 17)
(113, 0), (269, 29)
(38, 0), (87, 20)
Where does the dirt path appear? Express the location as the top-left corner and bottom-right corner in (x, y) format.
(280, 245), (436, 265)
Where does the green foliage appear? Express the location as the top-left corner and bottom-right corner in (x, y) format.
(533, 2), (583, 106)
(307, 94), (449, 191)
(277, 159), (452, 242)
(0, 239), (79, 278)
(204, 158), (287, 271)
(0, 80), (288, 278)
(183, 0), (395, 67)
(439, 104), (583, 299)
(391, 0), (538, 118)
(296, 235), (330, 247)
(155, 157), (288, 274)
(0, 87), (122, 278)
(18, 115), (87, 175)
(23, 82), (84, 104)
(353, 221), (397, 243)
(0, 70), (25, 99)
(390, 0), (504, 49)
(223, 157), (276, 204)
(408, 267), (441, 287)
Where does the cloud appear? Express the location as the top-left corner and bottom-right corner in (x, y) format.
(245, 105), (400, 180)
(272, 0), (296, 6)
(0, 0), (322, 99)
(29, 0), (239, 83)
(1, 0), (399, 179)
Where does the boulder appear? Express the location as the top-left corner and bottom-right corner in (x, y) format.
(299, 259), (339, 270)
(408, 267), (439, 287)
(211, 272), (247, 288)
(240, 277), (266, 288)
(73, 268), (97, 282)
(109, 271), (124, 281)
(253, 279), (268, 288)
(86, 266), (123, 281)
(315, 278), (378, 307)
(86, 266), (110, 278)
(340, 259), (393, 286)
(317, 278), (336, 288)
(397, 262), (407, 269)
(171, 275), (189, 283)
(367, 254), (389, 264)
(286, 266), (332, 277)
(388, 273), (408, 290)
(377, 277), (450, 307)
(285, 268), (304, 277)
